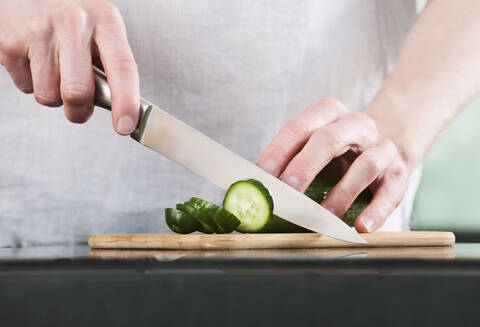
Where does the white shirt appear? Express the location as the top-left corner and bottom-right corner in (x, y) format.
(0, 0), (418, 246)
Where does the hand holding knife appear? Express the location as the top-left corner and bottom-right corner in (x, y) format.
(93, 67), (366, 244)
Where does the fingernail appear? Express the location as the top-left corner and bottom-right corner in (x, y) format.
(361, 218), (375, 232)
(117, 116), (135, 134)
(259, 159), (277, 175)
(285, 175), (300, 190)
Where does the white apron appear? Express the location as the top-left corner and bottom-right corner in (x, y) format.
(0, 0), (418, 246)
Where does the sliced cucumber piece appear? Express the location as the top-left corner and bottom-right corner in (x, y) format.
(189, 197), (240, 233)
(177, 202), (214, 234)
(223, 179), (273, 233)
(186, 198), (217, 232)
(165, 208), (200, 234)
(213, 207), (240, 233)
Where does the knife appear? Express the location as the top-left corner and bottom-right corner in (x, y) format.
(93, 67), (366, 244)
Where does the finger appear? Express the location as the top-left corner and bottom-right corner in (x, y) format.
(321, 140), (396, 217)
(57, 6), (95, 123)
(0, 31), (32, 93)
(257, 98), (348, 176)
(280, 112), (379, 192)
(93, 3), (139, 135)
(2, 55), (33, 93)
(355, 167), (409, 233)
(29, 42), (62, 107)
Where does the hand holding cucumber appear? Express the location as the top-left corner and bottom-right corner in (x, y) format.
(257, 98), (409, 233)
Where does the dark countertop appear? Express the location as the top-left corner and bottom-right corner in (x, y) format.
(1, 243), (479, 327)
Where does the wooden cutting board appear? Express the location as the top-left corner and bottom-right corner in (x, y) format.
(88, 246), (456, 260)
(88, 231), (455, 250)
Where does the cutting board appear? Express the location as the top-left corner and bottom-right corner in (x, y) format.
(88, 246), (456, 260)
(88, 231), (455, 250)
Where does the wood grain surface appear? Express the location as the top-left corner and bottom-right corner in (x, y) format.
(88, 231), (455, 250)
(88, 246), (456, 260)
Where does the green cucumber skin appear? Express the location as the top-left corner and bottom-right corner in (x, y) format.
(213, 208), (240, 233)
(188, 197), (240, 234)
(259, 215), (311, 233)
(185, 199), (217, 232)
(177, 202), (214, 234)
(165, 208), (200, 234)
(305, 176), (372, 227)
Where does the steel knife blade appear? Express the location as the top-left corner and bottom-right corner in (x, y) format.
(93, 67), (366, 244)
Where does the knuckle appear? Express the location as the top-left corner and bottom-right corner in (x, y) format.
(382, 139), (397, 153)
(35, 92), (61, 107)
(283, 118), (311, 140)
(351, 112), (376, 132)
(387, 160), (408, 181)
(0, 35), (23, 58)
(61, 83), (92, 105)
(51, 1), (80, 20)
(317, 97), (348, 114)
(393, 166), (409, 182)
(361, 154), (381, 177)
(51, 3), (90, 36)
(29, 15), (54, 40)
(312, 128), (342, 152)
(100, 1), (123, 23)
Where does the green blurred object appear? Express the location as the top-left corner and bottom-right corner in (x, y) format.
(412, 96), (480, 233)
(305, 176), (372, 227)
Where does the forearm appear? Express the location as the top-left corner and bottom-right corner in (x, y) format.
(365, 0), (480, 173)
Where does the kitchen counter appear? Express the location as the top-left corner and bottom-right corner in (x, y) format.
(1, 243), (479, 327)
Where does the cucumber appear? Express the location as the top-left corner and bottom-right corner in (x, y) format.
(223, 177), (371, 233)
(176, 202), (214, 234)
(223, 179), (274, 233)
(305, 175), (372, 227)
(186, 199), (219, 233)
(165, 208), (200, 234)
(165, 174), (371, 234)
(213, 207), (241, 233)
(260, 214), (311, 233)
(189, 197), (240, 233)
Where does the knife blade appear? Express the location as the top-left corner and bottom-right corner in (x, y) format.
(93, 67), (366, 244)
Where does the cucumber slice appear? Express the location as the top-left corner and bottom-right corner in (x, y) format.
(165, 208), (200, 234)
(223, 179), (273, 233)
(189, 197), (240, 233)
(186, 198), (217, 232)
(213, 207), (241, 233)
(177, 203), (214, 234)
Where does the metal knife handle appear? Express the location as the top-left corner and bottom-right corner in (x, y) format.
(93, 65), (150, 116)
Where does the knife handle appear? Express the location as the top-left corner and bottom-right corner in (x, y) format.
(93, 66), (151, 129)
